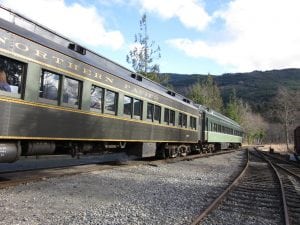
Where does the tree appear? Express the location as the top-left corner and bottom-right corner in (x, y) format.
(273, 86), (297, 151)
(188, 75), (223, 112)
(225, 89), (242, 123)
(126, 13), (163, 83)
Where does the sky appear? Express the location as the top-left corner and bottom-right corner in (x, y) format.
(1, 0), (300, 75)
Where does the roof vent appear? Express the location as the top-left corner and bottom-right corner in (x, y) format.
(68, 43), (86, 55)
(183, 98), (190, 104)
(131, 73), (142, 81)
(167, 90), (175, 96)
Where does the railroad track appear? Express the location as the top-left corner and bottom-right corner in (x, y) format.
(0, 149), (241, 189)
(191, 148), (298, 225)
(258, 150), (300, 225)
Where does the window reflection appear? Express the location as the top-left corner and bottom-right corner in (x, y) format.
(147, 103), (154, 120)
(90, 85), (103, 111)
(0, 55), (26, 94)
(124, 96), (132, 116)
(105, 90), (117, 114)
(154, 105), (161, 122)
(40, 71), (59, 100)
(62, 77), (80, 107)
(133, 99), (142, 119)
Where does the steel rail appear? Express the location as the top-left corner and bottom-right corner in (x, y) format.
(258, 151), (300, 181)
(260, 151), (300, 168)
(255, 149), (290, 225)
(190, 148), (249, 225)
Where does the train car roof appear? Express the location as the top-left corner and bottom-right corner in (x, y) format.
(0, 5), (197, 110)
(197, 104), (242, 130)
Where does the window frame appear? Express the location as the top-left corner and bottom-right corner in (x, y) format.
(0, 54), (27, 99)
(133, 98), (143, 120)
(90, 85), (104, 113)
(60, 76), (82, 109)
(104, 89), (118, 115)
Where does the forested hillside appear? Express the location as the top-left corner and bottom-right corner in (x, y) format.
(164, 68), (300, 121)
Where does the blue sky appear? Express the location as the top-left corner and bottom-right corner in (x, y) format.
(1, 0), (300, 75)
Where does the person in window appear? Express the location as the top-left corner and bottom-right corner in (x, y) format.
(0, 68), (11, 92)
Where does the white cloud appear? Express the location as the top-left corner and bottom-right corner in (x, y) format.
(137, 0), (211, 31)
(0, 0), (124, 49)
(168, 0), (300, 72)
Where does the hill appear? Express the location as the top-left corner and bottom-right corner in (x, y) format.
(163, 68), (300, 120)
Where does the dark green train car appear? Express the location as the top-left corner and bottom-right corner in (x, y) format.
(0, 6), (200, 163)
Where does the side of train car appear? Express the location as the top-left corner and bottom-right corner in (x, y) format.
(202, 107), (243, 151)
(0, 6), (242, 163)
(295, 126), (300, 154)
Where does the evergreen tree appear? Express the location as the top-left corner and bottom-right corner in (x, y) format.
(188, 74), (223, 112)
(225, 89), (241, 123)
(126, 14), (164, 83)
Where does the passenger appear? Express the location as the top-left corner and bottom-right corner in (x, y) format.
(0, 68), (11, 92)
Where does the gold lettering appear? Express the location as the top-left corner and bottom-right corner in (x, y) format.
(94, 72), (102, 79)
(67, 62), (79, 71)
(35, 49), (48, 59)
(83, 68), (92, 76)
(0, 37), (8, 45)
(52, 56), (64, 65)
(105, 76), (113, 83)
(15, 43), (29, 51)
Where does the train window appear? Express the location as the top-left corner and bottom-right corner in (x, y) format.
(133, 99), (142, 119)
(179, 113), (183, 127)
(147, 103), (154, 121)
(62, 77), (81, 108)
(154, 105), (161, 122)
(164, 108), (170, 124)
(190, 117), (197, 130)
(170, 110), (175, 126)
(105, 90), (118, 114)
(90, 85), (104, 112)
(0, 55), (26, 96)
(182, 114), (187, 128)
(123, 96), (133, 116)
(40, 70), (60, 101)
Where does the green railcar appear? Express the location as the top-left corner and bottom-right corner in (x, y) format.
(200, 106), (243, 151)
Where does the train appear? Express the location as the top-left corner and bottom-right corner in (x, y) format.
(295, 126), (300, 154)
(0, 6), (243, 163)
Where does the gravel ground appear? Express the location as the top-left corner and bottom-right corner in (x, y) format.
(0, 150), (245, 225)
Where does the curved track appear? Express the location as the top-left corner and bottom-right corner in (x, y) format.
(192, 148), (291, 225)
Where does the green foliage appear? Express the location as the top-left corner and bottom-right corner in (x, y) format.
(225, 89), (242, 123)
(188, 75), (223, 112)
(126, 14), (161, 78)
(165, 69), (300, 123)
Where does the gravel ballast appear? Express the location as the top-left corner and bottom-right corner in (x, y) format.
(0, 150), (245, 225)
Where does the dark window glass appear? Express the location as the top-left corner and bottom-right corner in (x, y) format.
(105, 90), (117, 114)
(164, 108), (170, 123)
(124, 96), (132, 116)
(154, 105), (161, 122)
(133, 99), (142, 119)
(190, 117), (197, 129)
(0, 55), (26, 94)
(40, 70), (59, 100)
(147, 103), (154, 120)
(182, 114), (187, 128)
(179, 113), (183, 126)
(90, 85), (103, 111)
(62, 77), (80, 107)
(170, 110), (175, 126)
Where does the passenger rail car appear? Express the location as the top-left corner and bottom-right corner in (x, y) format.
(0, 6), (242, 163)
